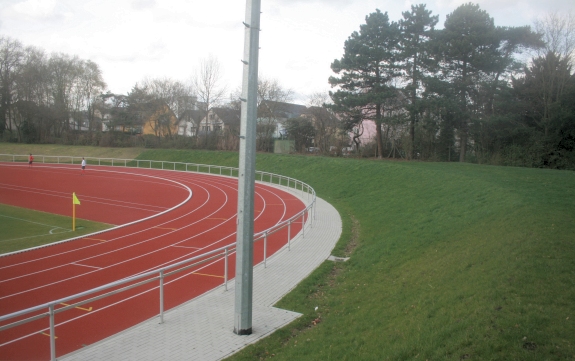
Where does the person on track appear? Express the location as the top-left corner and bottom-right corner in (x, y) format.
(81, 157), (86, 174)
(28, 154), (33, 168)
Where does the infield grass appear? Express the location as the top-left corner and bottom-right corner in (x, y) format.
(0, 203), (112, 255)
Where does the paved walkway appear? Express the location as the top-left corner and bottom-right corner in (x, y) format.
(61, 190), (342, 361)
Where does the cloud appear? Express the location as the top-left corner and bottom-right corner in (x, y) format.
(131, 0), (156, 11)
(270, 0), (354, 6)
(10, 0), (69, 20)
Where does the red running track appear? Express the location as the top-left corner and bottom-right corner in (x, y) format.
(0, 163), (306, 361)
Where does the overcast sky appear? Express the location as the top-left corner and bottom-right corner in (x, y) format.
(1, 0), (573, 103)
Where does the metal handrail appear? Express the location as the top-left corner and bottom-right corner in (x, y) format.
(0, 154), (316, 361)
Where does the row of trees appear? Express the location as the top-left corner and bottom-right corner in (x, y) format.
(3, 3), (574, 169)
(329, 3), (575, 168)
(0, 38), (309, 152)
(0, 37), (106, 142)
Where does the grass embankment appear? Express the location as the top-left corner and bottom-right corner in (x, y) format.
(138, 149), (575, 361)
(0, 204), (112, 254)
(0, 143), (143, 159)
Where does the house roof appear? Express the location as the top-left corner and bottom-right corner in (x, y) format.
(211, 107), (240, 126)
(179, 109), (204, 123)
(259, 100), (308, 119)
(304, 106), (338, 121)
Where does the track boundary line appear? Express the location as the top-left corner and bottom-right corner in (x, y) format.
(0, 165), (193, 259)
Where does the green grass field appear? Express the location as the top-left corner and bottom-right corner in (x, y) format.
(0, 204), (112, 254)
(1, 144), (574, 360)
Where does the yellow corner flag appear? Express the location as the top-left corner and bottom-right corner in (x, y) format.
(72, 192), (80, 231)
(73, 192), (81, 205)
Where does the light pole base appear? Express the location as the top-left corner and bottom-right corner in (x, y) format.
(234, 327), (253, 335)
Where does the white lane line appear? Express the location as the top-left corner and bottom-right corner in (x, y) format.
(71, 263), (103, 270)
(0, 214), (69, 230)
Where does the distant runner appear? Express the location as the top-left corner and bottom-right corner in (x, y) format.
(28, 154), (33, 168)
(81, 157), (86, 174)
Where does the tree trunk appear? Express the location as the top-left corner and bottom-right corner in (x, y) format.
(375, 103), (384, 159)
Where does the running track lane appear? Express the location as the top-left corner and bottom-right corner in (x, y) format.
(0, 163), (307, 360)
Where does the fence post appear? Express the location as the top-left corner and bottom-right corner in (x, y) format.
(309, 207), (313, 228)
(264, 232), (268, 268)
(224, 248), (229, 291)
(49, 304), (56, 361)
(302, 212), (305, 239)
(159, 270), (165, 324)
(288, 220), (291, 251)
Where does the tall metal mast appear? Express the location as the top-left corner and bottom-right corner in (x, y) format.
(234, 0), (261, 335)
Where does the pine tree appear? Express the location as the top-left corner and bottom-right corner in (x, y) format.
(329, 10), (401, 158)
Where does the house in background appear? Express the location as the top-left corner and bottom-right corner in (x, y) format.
(199, 107), (241, 133)
(258, 100), (308, 138)
(178, 109), (204, 137)
(142, 102), (178, 138)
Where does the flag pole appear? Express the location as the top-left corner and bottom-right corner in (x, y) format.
(73, 201), (76, 231)
(72, 192), (80, 231)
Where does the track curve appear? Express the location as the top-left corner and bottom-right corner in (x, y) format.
(0, 163), (306, 360)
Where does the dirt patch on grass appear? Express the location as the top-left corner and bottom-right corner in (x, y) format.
(344, 214), (360, 256)
(276, 213), (361, 350)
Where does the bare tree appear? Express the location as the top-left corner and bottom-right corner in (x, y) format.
(257, 77), (293, 107)
(531, 12), (575, 137)
(192, 55), (227, 134)
(534, 11), (575, 61)
(0, 37), (24, 137)
(255, 77), (293, 151)
(306, 92), (339, 154)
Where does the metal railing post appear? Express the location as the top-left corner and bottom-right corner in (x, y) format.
(224, 248), (229, 291)
(264, 232), (268, 268)
(159, 270), (165, 324)
(309, 207), (313, 228)
(288, 220), (291, 251)
(302, 212), (305, 239)
(49, 304), (56, 361)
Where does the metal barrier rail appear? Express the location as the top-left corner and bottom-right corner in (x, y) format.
(0, 154), (316, 361)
